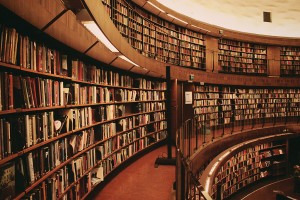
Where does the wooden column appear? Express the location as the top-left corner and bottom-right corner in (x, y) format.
(205, 36), (219, 72)
(267, 46), (281, 76)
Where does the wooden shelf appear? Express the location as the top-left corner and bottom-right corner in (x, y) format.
(202, 137), (289, 200)
(280, 46), (300, 76)
(0, 5), (167, 200)
(193, 83), (300, 130)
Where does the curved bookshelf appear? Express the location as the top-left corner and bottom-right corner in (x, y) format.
(0, 5), (167, 200)
(200, 133), (296, 200)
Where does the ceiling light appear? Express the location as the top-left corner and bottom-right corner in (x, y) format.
(147, 1), (166, 13)
(82, 22), (119, 52)
(191, 24), (210, 32)
(119, 55), (139, 67)
(167, 13), (188, 24)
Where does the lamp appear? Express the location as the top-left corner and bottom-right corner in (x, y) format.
(167, 13), (188, 24)
(191, 24), (211, 33)
(118, 55), (139, 67)
(77, 9), (119, 53)
(147, 1), (166, 13)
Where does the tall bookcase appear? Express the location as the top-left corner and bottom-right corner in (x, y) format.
(101, 0), (206, 70)
(194, 84), (300, 131)
(218, 39), (268, 75)
(280, 46), (300, 76)
(210, 139), (288, 200)
(0, 7), (167, 200)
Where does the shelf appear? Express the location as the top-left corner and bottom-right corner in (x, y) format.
(101, 0), (206, 70)
(0, 7), (167, 200)
(210, 139), (288, 199)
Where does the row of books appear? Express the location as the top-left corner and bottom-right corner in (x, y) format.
(0, 25), (19, 65)
(219, 55), (267, 62)
(19, 128), (166, 200)
(0, 106), (165, 159)
(0, 23), (168, 92)
(0, 73), (67, 110)
(219, 51), (253, 57)
(0, 105), (167, 160)
(0, 147), (99, 200)
(0, 5), (169, 200)
(223, 168), (260, 189)
(281, 47), (300, 55)
(220, 173), (260, 199)
(0, 128), (168, 200)
(115, 121), (166, 149)
(212, 141), (287, 199)
(104, 0), (207, 69)
(19, 35), (68, 76)
(219, 39), (266, 49)
(93, 115), (166, 143)
(219, 62), (267, 69)
(0, 24), (68, 75)
(0, 112), (56, 158)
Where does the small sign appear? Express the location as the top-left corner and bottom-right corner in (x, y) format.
(185, 91), (192, 104)
(189, 74), (194, 81)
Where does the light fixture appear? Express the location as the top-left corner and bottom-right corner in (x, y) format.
(82, 21), (119, 53)
(77, 9), (119, 53)
(191, 24), (211, 33)
(119, 55), (139, 67)
(147, 1), (166, 13)
(167, 13), (188, 24)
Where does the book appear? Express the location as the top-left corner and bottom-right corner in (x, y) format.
(0, 162), (15, 200)
(54, 114), (68, 135)
(61, 54), (68, 76)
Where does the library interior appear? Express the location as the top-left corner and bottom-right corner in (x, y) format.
(0, 0), (300, 200)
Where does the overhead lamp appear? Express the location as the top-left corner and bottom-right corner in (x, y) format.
(167, 13), (188, 24)
(191, 24), (211, 33)
(77, 9), (119, 53)
(147, 1), (166, 13)
(82, 21), (119, 53)
(119, 55), (139, 67)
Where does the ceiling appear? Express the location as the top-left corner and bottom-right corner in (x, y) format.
(156, 0), (300, 38)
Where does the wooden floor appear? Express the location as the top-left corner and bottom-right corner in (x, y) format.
(92, 145), (176, 200)
(89, 121), (299, 200)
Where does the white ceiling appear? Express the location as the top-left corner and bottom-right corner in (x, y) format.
(156, 0), (300, 38)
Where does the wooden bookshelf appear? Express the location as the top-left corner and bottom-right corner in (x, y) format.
(218, 39), (268, 76)
(209, 138), (288, 200)
(0, 6), (167, 200)
(280, 46), (300, 76)
(101, 0), (206, 69)
(194, 83), (300, 132)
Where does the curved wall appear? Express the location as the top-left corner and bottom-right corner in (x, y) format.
(2, 0), (300, 87)
(134, 0), (300, 45)
(83, 0), (300, 87)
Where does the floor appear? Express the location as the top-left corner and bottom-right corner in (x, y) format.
(93, 145), (176, 200)
(239, 177), (300, 200)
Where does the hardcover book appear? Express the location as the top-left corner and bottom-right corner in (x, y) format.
(0, 162), (15, 200)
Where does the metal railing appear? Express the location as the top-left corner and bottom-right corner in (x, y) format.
(176, 117), (212, 200)
(174, 113), (300, 200)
